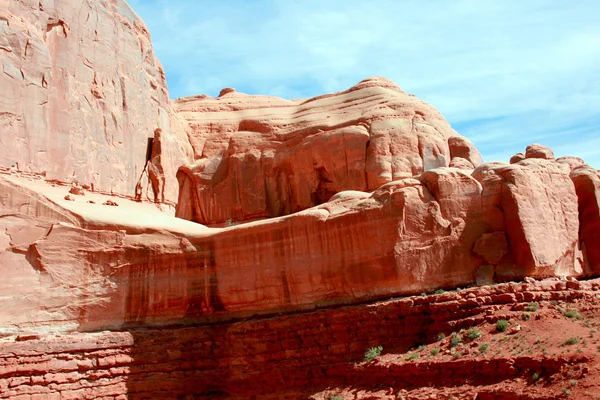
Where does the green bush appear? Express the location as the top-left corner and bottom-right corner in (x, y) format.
(479, 343), (489, 353)
(437, 333), (446, 341)
(563, 309), (583, 320)
(430, 348), (440, 356)
(450, 334), (463, 347)
(496, 319), (509, 332)
(467, 328), (482, 341)
(564, 337), (579, 346)
(532, 372), (540, 381)
(434, 289), (446, 295)
(406, 352), (419, 361)
(363, 345), (383, 362)
(525, 302), (540, 312)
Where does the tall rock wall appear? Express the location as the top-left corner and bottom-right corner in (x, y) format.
(1, 147), (598, 333)
(0, 0), (192, 204)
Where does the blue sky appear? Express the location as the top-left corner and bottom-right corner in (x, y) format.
(128, 0), (600, 168)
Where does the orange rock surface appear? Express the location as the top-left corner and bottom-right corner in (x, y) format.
(0, 0), (192, 206)
(174, 78), (482, 225)
(0, 1), (599, 399)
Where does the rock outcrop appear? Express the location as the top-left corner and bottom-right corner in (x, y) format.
(1, 149), (598, 333)
(0, 0), (597, 334)
(1, 277), (599, 399)
(173, 78), (482, 225)
(571, 165), (600, 274)
(0, 0), (192, 205)
(0, 0), (600, 398)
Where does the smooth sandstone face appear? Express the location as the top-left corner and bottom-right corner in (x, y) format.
(0, 0), (191, 206)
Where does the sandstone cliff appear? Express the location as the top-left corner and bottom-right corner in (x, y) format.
(0, 0), (598, 333)
(0, 0), (192, 206)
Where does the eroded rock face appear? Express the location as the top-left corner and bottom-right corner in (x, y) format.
(0, 0), (192, 205)
(4, 149), (598, 333)
(1, 1), (600, 398)
(525, 143), (555, 160)
(473, 159), (581, 278)
(571, 166), (600, 274)
(173, 77), (482, 225)
(0, 171), (491, 331)
(0, 0), (598, 353)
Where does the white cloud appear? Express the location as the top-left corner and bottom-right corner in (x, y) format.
(128, 0), (600, 168)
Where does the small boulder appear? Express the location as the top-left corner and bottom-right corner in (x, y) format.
(525, 144), (554, 160)
(510, 153), (525, 164)
(69, 185), (85, 196)
(218, 88), (236, 97)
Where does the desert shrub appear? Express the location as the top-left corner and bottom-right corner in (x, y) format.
(496, 319), (509, 332)
(435, 289), (446, 295)
(479, 343), (489, 353)
(406, 353), (419, 361)
(564, 337), (579, 346)
(563, 309), (583, 320)
(430, 348), (440, 356)
(467, 328), (482, 341)
(450, 334), (463, 347)
(363, 345), (383, 362)
(522, 313), (531, 321)
(437, 333), (446, 341)
(525, 302), (540, 312)
(532, 372), (540, 381)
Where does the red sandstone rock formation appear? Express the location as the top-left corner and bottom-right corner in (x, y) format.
(0, 0), (192, 206)
(1, 150), (598, 333)
(173, 78), (482, 225)
(1, 278), (599, 399)
(0, 1), (600, 398)
(0, 0), (596, 336)
(571, 165), (600, 274)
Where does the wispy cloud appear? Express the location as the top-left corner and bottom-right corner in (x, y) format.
(128, 0), (600, 168)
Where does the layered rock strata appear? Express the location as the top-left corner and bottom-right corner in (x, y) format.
(1, 278), (598, 399)
(1, 143), (598, 333)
